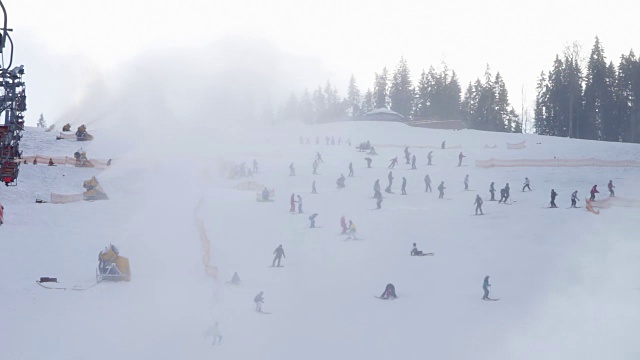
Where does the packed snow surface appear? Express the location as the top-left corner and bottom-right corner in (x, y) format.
(1, 122), (640, 359)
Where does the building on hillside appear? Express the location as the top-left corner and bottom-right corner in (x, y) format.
(362, 108), (406, 122)
(408, 119), (466, 130)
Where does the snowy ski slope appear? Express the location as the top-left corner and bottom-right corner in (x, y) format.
(1, 122), (640, 360)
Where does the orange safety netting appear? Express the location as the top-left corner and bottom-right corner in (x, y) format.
(23, 156), (112, 169)
(506, 141), (526, 149)
(476, 158), (640, 168)
(373, 143), (463, 149)
(50, 193), (84, 204)
(56, 132), (76, 140)
(195, 199), (218, 280)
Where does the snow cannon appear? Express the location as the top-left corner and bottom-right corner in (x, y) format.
(83, 176), (108, 201)
(97, 245), (131, 282)
(73, 150), (94, 168)
(62, 123), (71, 132)
(75, 124), (94, 141)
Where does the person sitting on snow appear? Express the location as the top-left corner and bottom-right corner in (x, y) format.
(262, 187), (270, 201)
(230, 272), (240, 285)
(411, 243), (424, 256)
(380, 283), (397, 299)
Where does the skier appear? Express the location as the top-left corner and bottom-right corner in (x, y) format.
(441, 141), (446, 149)
(457, 152), (466, 167)
(375, 191), (383, 209)
(316, 152), (324, 163)
(379, 283), (397, 300)
(482, 276), (491, 300)
(296, 195), (303, 213)
(252, 159), (258, 173)
(309, 213), (318, 228)
(504, 183), (511, 203)
(474, 194), (484, 215)
(401, 177), (407, 195)
(608, 180), (615, 197)
(404, 146), (410, 164)
(254, 291), (265, 312)
(261, 187), (270, 201)
(373, 179), (381, 196)
(289, 163), (295, 176)
(336, 174), (346, 189)
(271, 245), (286, 267)
(424, 174), (432, 192)
(312, 159), (318, 175)
(427, 151), (433, 165)
(325, 136), (330, 145)
(345, 220), (358, 240)
(523, 177), (531, 191)
(498, 187), (507, 203)
(464, 175), (469, 190)
(590, 185), (599, 201)
(550, 189), (558, 208)
(388, 171), (394, 187)
(340, 216), (347, 234)
(230, 272), (240, 285)
(438, 181), (446, 199)
(210, 321), (223, 345)
(290, 194), (296, 212)
(571, 190), (580, 208)
(311, 181), (317, 194)
(489, 182), (496, 201)
(348, 162), (354, 177)
(365, 157), (372, 168)
(411, 154), (417, 169)
(388, 157), (398, 169)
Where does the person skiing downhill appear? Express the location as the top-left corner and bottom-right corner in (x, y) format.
(252, 159), (258, 173)
(290, 194), (296, 212)
(401, 177), (407, 195)
(379, 283), (397, 300)
(441, 141), (446, 149)
(340, 216), (347, 234)
(482, 276), (491, 300)
(504, 183), (511, 203)
(571, 190), (580, 208)
(523, 177), (531, 191)
(424, 174), (432, 192)
(404, 146), (411, 164)
(373, 179), (381, 196)
(608, 180), (615, 197)
(411, 154), (417, 169)
(498, 187), (506, 203)
(254, 291), (265, 312)
(309, 213), (318, 228)
(438, 181), (446, 199)
(348, 162), (354, 177)
(458, 152), (466, 167)
(550, 189), (558, 208)
(311, 181), (317, 194)
(388, 157), (398, 169)
(474, 194), (484, 215)
(489, 182), (496, 201)
(388, 171), (394, 187)
(289, 163), (295, 176)
(464, 175), (469, 190)
(345, 220), (358, 240)
(272, 245), (286, 267)
(365, 157), (372, 168)
(316, 152), (324, 164)
(427, 151), (433, 165)
(590, 185), (599, 201)
(296, 195), (303, 213)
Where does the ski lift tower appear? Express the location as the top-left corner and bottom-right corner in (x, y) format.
(0, 1), (26, 186)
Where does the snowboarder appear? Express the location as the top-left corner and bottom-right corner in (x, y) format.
(388, 171), (394, 187)
(340, 216), (347, 234)
(457, 152), (466, 167)
(230, 272), (240, 285)
(590, 185), (599, 201)
(375, 191), (383, 209)
(401, 177), (407, 195)
(253, 159), (258, 173)
(498, 187), (507, 203)
(261, 187), (270, 201)
(388, 157), (398, 169)
(348, 162), (354, 177)
(316, 152), (324, 164)
(608, 180), (615, 197)
(210, 321), (223, 345)
(474, 194), (484, 215)
(504, 183), (511, 202)
(379, 283), (397, 299)
(438, 181), (446, 199)
(571, 190), (580, 208)
(365, 157), (372, 168)
(296, 195), (303, 213)
(337, 174), (346, 189)
(309, 213), (318, 228)
(441, 141), (446, 149)
(427, 151), (433, 165)
(289, 163), (296, 176)
(254, 291), (265, 312)
(550, 189), (558, 208)
(411, 154), (417, 169)
(482, 276), (491, 300)
(272, 245), (286, 267)
(290, 194), (296, 212)
(523, 177), (531, 191)
(464, 175), (469, 190)
(311, 181), (317, 194)
(489, 182), (496, 201)
(424, 174), (432, 192)
(346, 220), (358, 240)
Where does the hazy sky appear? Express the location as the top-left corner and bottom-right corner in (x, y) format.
(6, 0), (640, 125)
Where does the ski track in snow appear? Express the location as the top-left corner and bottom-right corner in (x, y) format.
(1, 123), (640, 360)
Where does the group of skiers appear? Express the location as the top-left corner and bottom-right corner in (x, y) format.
(299, 136), (352, 146)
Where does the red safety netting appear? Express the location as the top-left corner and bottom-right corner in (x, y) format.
(476, 158), (640, 168)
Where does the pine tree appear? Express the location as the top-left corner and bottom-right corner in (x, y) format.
(299, 89), (314, 124)
(584, 37), (616, 140)
(443, 70), (462, 120)
(37, 113), (46, 128)
(534, 71), (551, 135)
(389, 57), (414, 118)
(361, 89), (374, 114)
(347, 75), (361, 117)
(415, 70), (430, 118)
(373, 67), (389, 109)
(312, 86), (326, 123)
